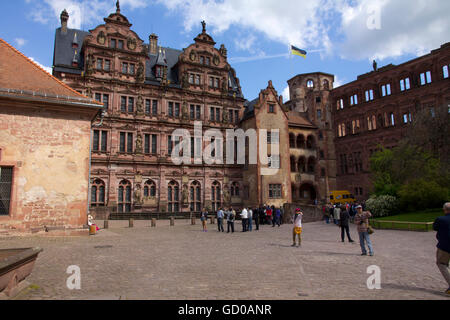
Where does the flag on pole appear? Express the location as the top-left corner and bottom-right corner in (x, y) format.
(291, 45), (307, 58)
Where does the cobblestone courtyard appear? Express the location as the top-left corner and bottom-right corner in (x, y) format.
(1, 220), (448, 300)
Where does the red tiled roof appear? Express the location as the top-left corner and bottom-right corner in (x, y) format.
(288, 112), (316, 128)
(0, 38), (98, 103)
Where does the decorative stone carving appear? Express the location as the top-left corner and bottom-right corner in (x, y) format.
(182, 101), (189, 120)
(136, 95), (144, 115)
(133, 184), (142, 205)
(127, 37), (137, 50)
(136, 62), (145, 83)
(222, 107), (229, 124)
(135, 134), (143, 154)
(213, 55), (220, 66)
(182, 71), (189, 89)
(86, 54), (95, 75)
(182, 183), (189, 204)
(97, 31), (106, 45)
(189, 51), (197, 62)
(221, 77), (228, 93)
(224, 187), (231, 204)
(219, 44), (227, 58)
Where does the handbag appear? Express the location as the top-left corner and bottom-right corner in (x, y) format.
(367, 221), (374, 235)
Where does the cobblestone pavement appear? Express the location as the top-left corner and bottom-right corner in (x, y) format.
(1, 220), (448, 300)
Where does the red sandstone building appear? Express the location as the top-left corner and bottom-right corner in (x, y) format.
(331, 43), (450, 201)
(53, 5), (246, 215)
(0, 38), (101, 234)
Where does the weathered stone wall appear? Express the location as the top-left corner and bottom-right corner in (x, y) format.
(283, 203), (323, 224)
(0, 103), (92, 232)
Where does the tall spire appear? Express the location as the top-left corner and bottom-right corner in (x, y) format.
(116, 0), (121, 14)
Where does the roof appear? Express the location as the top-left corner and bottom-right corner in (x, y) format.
(0, 38), (95, 101)
(287, 111), (316, 128)
(242, 98), (258, 121)
(53, 22), (244, 98)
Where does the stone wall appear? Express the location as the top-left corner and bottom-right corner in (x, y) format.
(0, 102), (93, 233)
(283, 203), (323, 224)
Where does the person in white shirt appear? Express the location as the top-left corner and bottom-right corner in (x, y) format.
(248, 208), (253, 232)
(292, 208), (303, 247)
(240, 208), (248, 232)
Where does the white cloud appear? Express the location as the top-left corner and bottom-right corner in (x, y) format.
(333, 75), (345, 89)
(281, 86), (290, 102)
(15, 38), (27, 48)
(28, 57), (53, 75)
(25, 0), (450, 62)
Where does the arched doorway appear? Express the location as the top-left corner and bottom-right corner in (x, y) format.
(299, 183), (317, 201)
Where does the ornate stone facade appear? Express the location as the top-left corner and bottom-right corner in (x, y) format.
(52, 7), (245, 214)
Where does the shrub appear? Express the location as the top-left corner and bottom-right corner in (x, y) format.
(365, 195), (398, 217)
(397, 179), (449, 212)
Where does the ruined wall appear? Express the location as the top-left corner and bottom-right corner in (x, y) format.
(0, 102), (92, 232)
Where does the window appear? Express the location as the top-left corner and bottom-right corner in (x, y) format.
(269, 154), (280, 169)
(209, 77), (220, 88)
(190, 181), (202, 212)
(229, 110), (234, 124)
(306, 80), (314, 88)
(96, 58), (103, 70)
(122, 62), (128, 74)
(0, 167), (13, 215)
(196, 105), (201, 119)
(350, 94), (358, 106)
(195, 75), (201, 85)
(110, 39), (116, 48)
(268, 104), (275, 113)
(168, 135), (173, 156)
(168, 102), (180, 118)
(91, 179), (105, 207)
(200, 56), (205, 65)
(145, 100), (151, 115)
(167, 181), (180, 212)
(211, 181), (221, 212)
(234, 110), (239, 124)
(390, 113), (395, 126)
(231, 182), (240, 197)
(420, 71), (432, 85)
(104, 60), (110, 71)
(400, 77), (410, 91)
(190, 105), (195, 120)
(317, 109), (322, 119)
(215, 108), (220, 122)
(120, 96), (134, 113)
(129, 64), (135, 75)
(443, 65), (449, 79)
(337, 99), (344, 110)
(144, 180), (156, 198)
(381, 84), (391, 97)
(93, 130), (107, 152)
(206, 57), (211, 65)
(316, 96), (321, 103)
(365, 90), (374, 101)
(119, 132), (133, 153)
(118, 40), (124, 49)
(269, 184), (282, 199)
(403, 114), (408, 124)
(118, 180), (132, 213)
(144, 134), (157, 154)
(189, 74), (194, 84)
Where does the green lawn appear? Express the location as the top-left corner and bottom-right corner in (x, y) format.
(370, 208), (443, 232)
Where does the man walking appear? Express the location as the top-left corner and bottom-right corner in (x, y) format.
(433, 202), (450, 295)
(333, 204), (341, 226)
(226, 207), (235, 233)
(339, 205), (354, 243)
(217, 207), (224, 232)
(354, 205), (374, 256)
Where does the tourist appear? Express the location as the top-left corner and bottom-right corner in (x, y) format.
(217, 207), (224, 232)
(227, 207), (235, 233)
(271, 205), (277, 227)
(333, 204), (341, 226)
(274, 207), (281, 227)
(328, 205), (335, 225)
(200, 208), (208, 232)
(87, 214), (100, 231)
(432, 202), (450, 295)
(266, 205), (273, 225)
(354, 205), (373, 256)
(240, 207), (248, 232)
(253, 207), (260, 231)
(339, 205), (354, 243)
(292, 208), (303, 247)
(248, 207), (253, 231)
(280, 207), (284, 225)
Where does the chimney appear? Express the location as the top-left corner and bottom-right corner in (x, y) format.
(149, 33), (158, 55)
(60, 9), (69, 34)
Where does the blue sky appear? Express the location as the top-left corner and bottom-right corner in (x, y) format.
(1, 0), (449, 101)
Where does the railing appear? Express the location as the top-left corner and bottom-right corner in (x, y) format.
(370, 220), (434, 232)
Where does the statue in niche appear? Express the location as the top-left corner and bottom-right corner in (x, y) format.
(182, 72), (189, 89)
(136, 62), (145, 83)
(182, 184), (189, 204)
(223, 187), (231, 204)
(133, 184), (142, 205)
(135, 134), (143, 154)
(182, 101), (189, 120)
(136, 95), (144, 114)
(222, 108), (229, 124)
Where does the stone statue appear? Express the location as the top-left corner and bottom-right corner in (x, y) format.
(182, 101), (188, 120)
(182, 184), (189, 204)
(201, 20), (206, 33)
(135, 134), (143, 153)
(373, 60), (378, 72)
(86, 54), (94, 75)
(224, 187), (231, 204)
(182, 72), (189, 89)
(133, 184), (142, 205)
(222, 108), (229, 124)
(136, 95), (144, 114)
(221, 77), (228, 93)
(136, 62), (145, 83)
(219, 44), (227, 58)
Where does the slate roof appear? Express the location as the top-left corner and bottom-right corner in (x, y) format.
(53, 26), (244, 98)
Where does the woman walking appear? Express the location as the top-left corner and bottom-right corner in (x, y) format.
(292, 208), (303, 247)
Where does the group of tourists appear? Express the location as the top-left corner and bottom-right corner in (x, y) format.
(199, 205), (285, 233)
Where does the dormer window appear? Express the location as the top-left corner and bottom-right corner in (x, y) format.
(156, 66), (163, 78)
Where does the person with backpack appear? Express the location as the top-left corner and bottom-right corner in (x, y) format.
(433, 202), (450, 296)
(226, 207), (235, 233)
